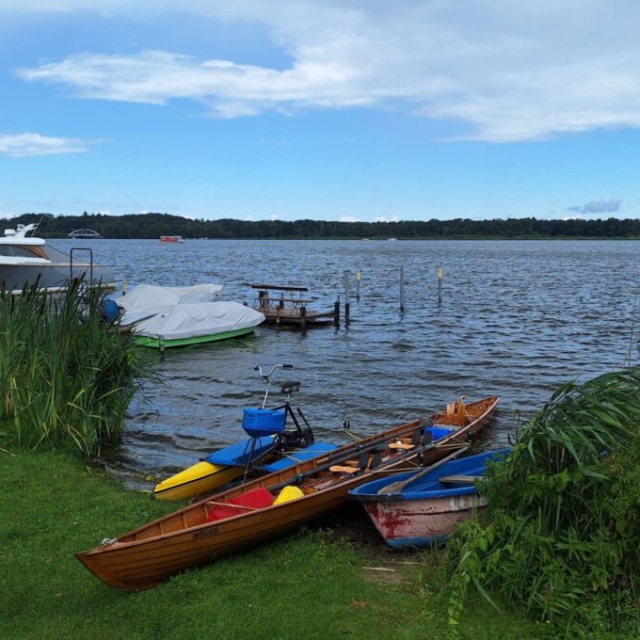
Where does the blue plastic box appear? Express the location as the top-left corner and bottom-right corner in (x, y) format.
(423, 426), (453, 441)
(242, 408), (287, 437)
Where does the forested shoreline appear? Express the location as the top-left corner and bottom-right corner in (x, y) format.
(4, 211), (640, 239)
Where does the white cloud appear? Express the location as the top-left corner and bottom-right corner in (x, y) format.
(567, 197), (622, 215)
(0, 132), (92, 156)
(10, 1), (640, 142)
(340, 215), (360, 223)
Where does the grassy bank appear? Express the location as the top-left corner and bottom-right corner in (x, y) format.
(0, 450), (551, 640)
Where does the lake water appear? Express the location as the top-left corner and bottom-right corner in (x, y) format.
(56, 238), (640, 488)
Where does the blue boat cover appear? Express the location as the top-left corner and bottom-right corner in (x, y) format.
(205, 436), (275, 466)
(261, 442), (338, 472)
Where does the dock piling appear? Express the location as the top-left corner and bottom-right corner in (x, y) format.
(344, 271), (351, 324)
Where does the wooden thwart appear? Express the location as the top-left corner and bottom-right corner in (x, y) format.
(437, 474), (483, 484)
(388, 442), (414, 450)
(329, 465), (360, 474)
(205, 500), (260, 511)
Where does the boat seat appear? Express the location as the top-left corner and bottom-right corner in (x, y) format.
(329, 465), (360, 474)
(281, 381), (301, 394)
(388, 442), (414, 450)
(437, 474), (482, 484)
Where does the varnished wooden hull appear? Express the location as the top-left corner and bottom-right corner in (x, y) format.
(76, 396), (498, 591)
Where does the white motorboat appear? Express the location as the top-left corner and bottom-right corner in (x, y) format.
(0, 222), (115, 294)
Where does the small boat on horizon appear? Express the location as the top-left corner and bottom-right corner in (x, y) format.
(0, 221), (115, 294)
(75, 395), (499, 591)
(348, 447), (512, 548)
(160, 235), (184, 243)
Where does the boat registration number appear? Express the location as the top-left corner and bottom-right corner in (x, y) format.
(193, 526), (220, 540)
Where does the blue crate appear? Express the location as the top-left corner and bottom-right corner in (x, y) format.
(242, 408), (287, 437)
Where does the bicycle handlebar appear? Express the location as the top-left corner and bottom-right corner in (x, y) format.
(254, 363), (294, 379)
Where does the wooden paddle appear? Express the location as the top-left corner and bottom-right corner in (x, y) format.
(378, 444), (471, 495)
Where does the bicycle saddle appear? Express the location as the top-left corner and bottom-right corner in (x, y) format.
(281, 381), (301, 394)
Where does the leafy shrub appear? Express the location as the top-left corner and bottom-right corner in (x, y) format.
(447, 369), (640, 638)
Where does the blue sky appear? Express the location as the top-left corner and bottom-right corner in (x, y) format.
(1, 1), (639, 222)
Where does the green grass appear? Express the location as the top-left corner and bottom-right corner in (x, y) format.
(0, 449), (550, 640)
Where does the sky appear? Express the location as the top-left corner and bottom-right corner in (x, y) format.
(1, 0), (640, 222)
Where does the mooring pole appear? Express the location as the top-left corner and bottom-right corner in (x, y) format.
(334, 296), (340, 327)
(437, 267), (443, 305)
(400, 265), (405, 312)
(356, 270), (361, 301)
(344, 271), (351, 324)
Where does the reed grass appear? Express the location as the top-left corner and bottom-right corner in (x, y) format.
(447, 368), (640, 638)
(0, 281), (155, 457)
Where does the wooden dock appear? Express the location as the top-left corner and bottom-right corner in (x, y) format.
(251, 284), (337, 329)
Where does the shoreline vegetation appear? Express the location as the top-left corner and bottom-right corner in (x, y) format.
(0, 283), (155, 457)
(1, 288), (639, 638)
(4, 212), (640, 240)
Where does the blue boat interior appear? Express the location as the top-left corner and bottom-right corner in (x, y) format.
(349, 448), (512, 501)
(205, 436), (275, 466)
(261, 442), (338, 472)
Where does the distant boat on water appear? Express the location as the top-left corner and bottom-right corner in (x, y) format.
(68, 228), (103, 239)
(160, 235), (184, 243)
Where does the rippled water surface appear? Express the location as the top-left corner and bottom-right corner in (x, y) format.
(57, 238), (640, 487)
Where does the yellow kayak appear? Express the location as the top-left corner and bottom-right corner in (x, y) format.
(153, 440), (337, 501)
(153, 461), (244, 501)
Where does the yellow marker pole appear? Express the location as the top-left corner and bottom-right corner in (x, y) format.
(356, 270), (361, 300)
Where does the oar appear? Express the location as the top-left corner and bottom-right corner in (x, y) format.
(379, 444), (471, 495)
(267, 431), (442, 494)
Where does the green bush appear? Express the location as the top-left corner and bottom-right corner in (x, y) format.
(0, 281), (155, 457)
(447, 369), (640, 638)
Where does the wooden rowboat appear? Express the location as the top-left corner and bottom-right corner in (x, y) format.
(76, 396), (498, 591)
(348, 448), (511, 548)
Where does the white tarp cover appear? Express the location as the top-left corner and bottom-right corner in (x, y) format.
(116, 283), (224, 325)
(130, 301), (264, 340)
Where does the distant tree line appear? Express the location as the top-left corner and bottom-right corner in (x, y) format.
(4, 211), (640, 240)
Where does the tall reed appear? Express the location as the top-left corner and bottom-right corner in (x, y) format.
(446, 369), (640, 637)
(0, 281), (156, 457)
